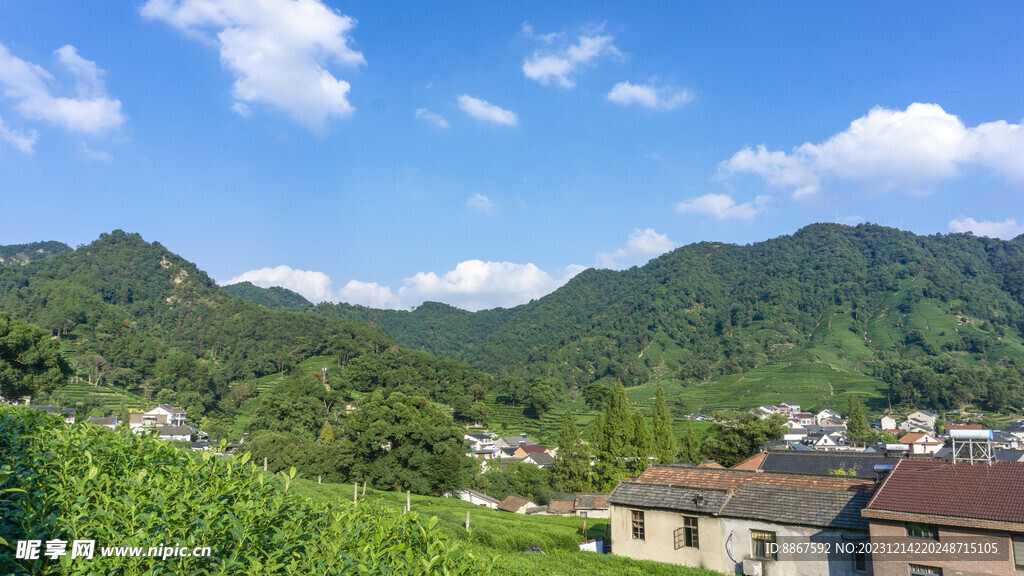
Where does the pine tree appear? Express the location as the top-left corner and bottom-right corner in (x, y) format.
(632, 411), (653, 473)
(552, 411), (591, 492)
(652, 382), (677, 464)
(845, 395), (869, 441)
(317, 420), (335, 445)
(678, 420), (701, 464)
(596, 380), (635, 486)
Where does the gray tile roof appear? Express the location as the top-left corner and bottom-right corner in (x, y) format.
(155, 426), (193, 436)
(757, 451), (900, 479)
(722, 484), (871, 531)
(608, 482), (731, 514)
(526, 452), (554, 467)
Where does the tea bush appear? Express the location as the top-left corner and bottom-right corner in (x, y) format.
(0, 405), (494, 575)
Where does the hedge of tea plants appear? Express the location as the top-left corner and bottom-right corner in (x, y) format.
(0, 405), (494, 575)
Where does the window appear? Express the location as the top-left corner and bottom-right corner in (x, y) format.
(750, 530), (777, 560)
(673, 516), (699, 549)
(631, 510), (645, 540)
(908, 565), (942, 576)
(853, 548), (867, 572)
(905, 522), (938, 540)
(1013, 535), (1024, 571)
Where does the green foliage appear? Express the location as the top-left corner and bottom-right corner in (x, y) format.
(551, 411), (590, 493)
(652, 382), (677, 464)
(338, 391), (475, 495)
(678, 421), (701, 464)
(313, 224), (1024, 412)
(844, 395), (869, 441)
(829, 465), (858, 477)
(0, 313), (71, 400)
(248, 377), (337, 439)
(317, 419), (335, 444)
(701, 411), (785, 468)
(222, 281), (312, 312)
(0, 405), (493, 575)
(527, 377), (561, 417)
(474, 462), (553, 505)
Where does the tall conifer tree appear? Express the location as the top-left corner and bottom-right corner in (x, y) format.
(552, 411), (590, 492)
(652, 382), (677, 463)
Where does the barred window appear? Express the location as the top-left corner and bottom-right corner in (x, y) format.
(909, 565), (942, 576)
(750, 530), (776, 560)
(673, 516), (699, 549)
(631, 510), (645, 540)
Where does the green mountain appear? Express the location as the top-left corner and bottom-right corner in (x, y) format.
(305, 224), (1024, 413)
(223, 281), (312, 312)
(0, 240), (72, 265)
(0, 231), (490, 419)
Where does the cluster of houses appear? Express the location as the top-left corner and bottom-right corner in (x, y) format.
(758, 403), (1023, 456)
(463, 432), (557, 469)
(608, 451), (1024, 576)
(449, 488), (610, 519)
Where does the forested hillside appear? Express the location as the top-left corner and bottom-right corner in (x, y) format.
(299, 224), (1024, 413)
(0, 231), (491, 423)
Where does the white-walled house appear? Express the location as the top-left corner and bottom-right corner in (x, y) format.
(130, 405), (187, 429)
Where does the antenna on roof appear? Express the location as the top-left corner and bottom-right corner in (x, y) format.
(950, 429), (994, 465)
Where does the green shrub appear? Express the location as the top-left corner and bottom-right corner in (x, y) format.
(0, 405), (494, 575)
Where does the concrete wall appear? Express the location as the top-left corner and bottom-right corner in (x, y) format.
(610, 504), (871, 576)
(610, 505), (728, 572)
(869, 519), (1020, 576)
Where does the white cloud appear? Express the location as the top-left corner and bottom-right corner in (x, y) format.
(141, 0), (365, 130)
(607, 81), (693, 111)
(596, 228), (677, 269)
(676, 193), (771, 220)
(414, 107), (448, 128)
(0, 115), (37, 153)
(467, 193), (494, 214)
(339, 261), (585, 312)
(522, 24), (620, 88)
(457, 95), (518, 126)
(722, 103), (1024, 197)
(949, 217), (1024, 240)
(0, 43), (124, 134)
(225, 265), (334, 303)
(77, 142), (111, 162)
(338, 280), (397, 309)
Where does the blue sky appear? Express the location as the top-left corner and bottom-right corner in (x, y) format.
(1, 2), (1022, 310)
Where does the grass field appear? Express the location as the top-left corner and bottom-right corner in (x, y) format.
(291, 477), (722, 576)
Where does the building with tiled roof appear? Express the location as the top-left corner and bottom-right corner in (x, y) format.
(513, 443), (551, 459)
(898, 432), (944, 455)
(608, 465), (875, 574)
(496, 494), (536, 514)
(862, 459), (1024, 576)
(732, 450), (901, 479)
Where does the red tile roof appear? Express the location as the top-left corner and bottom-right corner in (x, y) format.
(899, 433), (942, 444)
(866, 459), (1024, 524)
(947, 424), (983, 431)
(697, 461), (725, 468)
(636, 465), (875, 493)
(517, 444), (549, 455)
(732, 452), (767, 471)
(497, 494), (534, 512)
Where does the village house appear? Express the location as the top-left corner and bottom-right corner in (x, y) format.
(529, 493), (610, 518)
(449, 489), (501, 509)
(815, 409), (842, 426)
(152, 425), (192, 442)
(608, 465), (875, 575)
(862, 458), (1024, 576)
(493, 434), (537, 450)
(85, 416), (118, 430)
(513, 443), (551, 460)
(129, 405), (187, 429)
(497, 494), (537, 514)
(523, 452), (554, 468)
(898, 432), (944, 455)
(29, 405), (76, 424)
(734, 450), (901, 480)
(876, 416), (897, 431)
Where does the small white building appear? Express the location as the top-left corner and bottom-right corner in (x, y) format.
(130, 405), (187, 429)
(451, 489), (501, 509)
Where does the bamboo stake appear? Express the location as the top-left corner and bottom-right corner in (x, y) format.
(263, 457), (267, 471)
(406, 490), (411, 513)
(465, 510), (470, 532)
(362, 481), (366, 496)
(318, 475), (322, 484)
(353, 483), (358, 503)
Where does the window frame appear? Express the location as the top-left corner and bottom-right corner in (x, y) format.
(673, 516), (699, 550)
(905, 522), (939, 540)
(908, 564), (943, 576)
(1013, 535), (1024, 572)
(750, 529), (777, 560)
(631, 510), (645, 541)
